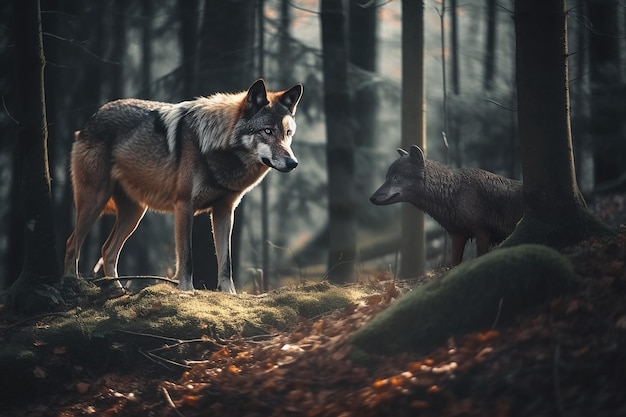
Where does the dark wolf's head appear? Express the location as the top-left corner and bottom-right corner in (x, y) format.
(238, 79), (303, 173)
(370, 145), (426, 205)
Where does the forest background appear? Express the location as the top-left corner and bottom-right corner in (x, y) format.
(1, 0), (624, 292)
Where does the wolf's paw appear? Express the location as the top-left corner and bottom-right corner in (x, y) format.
(218, 279), (237, 295)
(177, 277), (195, 292)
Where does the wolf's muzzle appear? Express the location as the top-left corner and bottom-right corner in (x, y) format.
(263, 157), (298, 172)
(284, 157), (298, 171)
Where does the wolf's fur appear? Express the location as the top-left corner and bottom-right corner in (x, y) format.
(371, 145), (523, 264)
(64, 79), (303, 293)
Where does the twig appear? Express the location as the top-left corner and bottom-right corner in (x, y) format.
(138, 348), (191, 370)
(116, 329), (184, 343)
(147, 349), (192, 370)
(91, 275), (179, 285)
(138, 348), (173, 370)
(161, 386), (186, 417)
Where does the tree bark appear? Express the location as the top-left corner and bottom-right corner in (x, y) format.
(483, 0), (496, 91)
(321, 0), (357, 284)
(178, 0), (199, 99)
(348, 0), (378, 149)
(192, 0), (256, 289)
(400, 0), (426, 278)
(7, 0), (61, 313)
(504, 0), (610, 248)
(586, 0), (624, 186)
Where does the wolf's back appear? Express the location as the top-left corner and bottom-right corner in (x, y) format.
(77, 99), (171, 145)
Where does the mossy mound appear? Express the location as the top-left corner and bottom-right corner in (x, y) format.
(350, 244), (575, 361)
(1, 282), (373, 371)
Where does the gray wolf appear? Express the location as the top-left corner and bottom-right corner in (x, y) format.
(370, 145), (523, 265)
(64, 79), (303, 293)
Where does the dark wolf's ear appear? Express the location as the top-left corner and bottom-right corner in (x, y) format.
(409, 145), (425, 166)
(397, 148), (408, 157)
(279, 84), (303, 114)
(244, 79), (270, 117)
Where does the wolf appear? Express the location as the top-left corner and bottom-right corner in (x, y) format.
(64, 79), (303, 294)
(370, 145), (523, 265)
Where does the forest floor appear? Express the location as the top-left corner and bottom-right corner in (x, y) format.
(1, 194), (625, 417)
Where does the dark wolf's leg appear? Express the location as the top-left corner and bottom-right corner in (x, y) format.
(174, 199), (194, 291)
(101, 186), (147, 281)
(451, 234), (467, 265)
(475, 231), (491, 258)
(211, 202), (236, 294)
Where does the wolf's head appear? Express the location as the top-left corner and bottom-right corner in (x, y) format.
(239, 79), (303, 173)
(370, 145), (426, 205)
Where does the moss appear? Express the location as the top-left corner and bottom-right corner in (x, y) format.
(350, 244), (575, 360)
(3, 282), (372, 372)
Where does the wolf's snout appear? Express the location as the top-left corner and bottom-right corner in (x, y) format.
(285, 157), (298, 171)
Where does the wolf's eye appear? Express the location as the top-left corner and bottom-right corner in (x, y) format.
(263, 128), (272, 135)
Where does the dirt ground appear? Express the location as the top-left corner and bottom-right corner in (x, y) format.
(1, 196), (625, 417)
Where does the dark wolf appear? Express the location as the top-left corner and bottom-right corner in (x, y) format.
(370, 145), (523, 265)
(64, 79), (303, 294)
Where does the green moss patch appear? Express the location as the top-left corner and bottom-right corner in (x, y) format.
(2, 281), (373, 371)
(351, 244), (575, 360)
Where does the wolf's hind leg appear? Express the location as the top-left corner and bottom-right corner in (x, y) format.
(101, 186), (147, 282)
(63, 188), (113, 277)
(451, 234), (467, 266)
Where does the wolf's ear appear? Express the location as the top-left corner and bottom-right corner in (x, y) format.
(244, 79), (270, 117)
(409, 145), (425, 166)
(279, 84), (303, 114)
(397, 148), (409, 157)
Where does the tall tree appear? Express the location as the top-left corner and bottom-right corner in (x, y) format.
(178, 0), (199, 99)
(192, 0), (256, 290)
(7, 0), (61, 313)
(321, 0), (357, 284)
(483, 0), (497, 91)
(140, 0), (152, 99)
(399, 0), (426, 278)
(349, 0), (379, 229)
(504, 0), (610, 248)
(348, 0), (377, 149)
(449, 0), (459, 95)
(586, 0), (624, 186)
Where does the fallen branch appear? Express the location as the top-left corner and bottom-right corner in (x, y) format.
(161, 386), (186, 417)
(91, 275), (179, 285)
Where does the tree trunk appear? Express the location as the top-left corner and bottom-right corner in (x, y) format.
(504, 0), (610, 248)
(483, 0), (497, 91)
(7, 0), (61, 313)
(178, 0), (199, 99)
(141, 0), (153, 99)
(399, 0), (426, 278)
(586, 0), (624, 186)
(349, 0), (380, 230)
(348, 0), (377, 149)
(450, 0), (459, 95)
(193, 0), (256, 289)
(321, 0), (357, 284)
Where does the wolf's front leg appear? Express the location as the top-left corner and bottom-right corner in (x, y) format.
(174, 200), (195, 291)
(211, 203), (237, 294)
